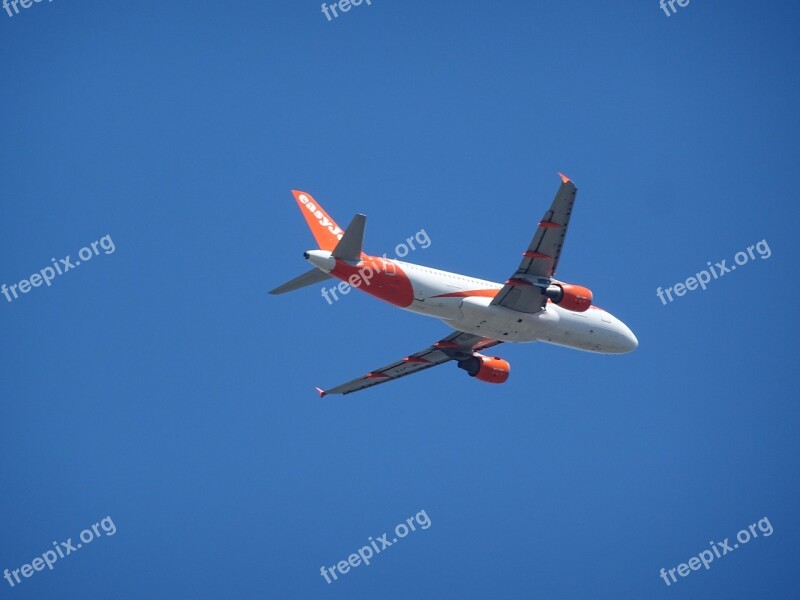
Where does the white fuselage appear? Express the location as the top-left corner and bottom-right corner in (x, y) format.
(395, 261), (638, 354)
(305, 251), (638, 354)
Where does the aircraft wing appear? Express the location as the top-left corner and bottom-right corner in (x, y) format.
(490, 174), (578, 313)
(317, 331), (501, 396)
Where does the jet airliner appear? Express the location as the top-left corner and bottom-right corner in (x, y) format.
(271, 175), (638, 395)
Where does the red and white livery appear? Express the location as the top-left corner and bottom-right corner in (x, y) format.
(271, 174), (638, 396)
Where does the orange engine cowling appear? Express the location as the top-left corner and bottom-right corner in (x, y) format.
(545, 283), (593, 312)
(457, 354), (510, 384)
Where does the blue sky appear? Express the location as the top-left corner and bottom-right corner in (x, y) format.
(1, 1), (798, 598)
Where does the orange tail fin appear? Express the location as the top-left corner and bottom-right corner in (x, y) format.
(291, 190), (344, 251)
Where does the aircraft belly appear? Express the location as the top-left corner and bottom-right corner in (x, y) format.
(408, 296), (463, 320)
(537, 307), (622, 353)
(443, 297), (556, 342)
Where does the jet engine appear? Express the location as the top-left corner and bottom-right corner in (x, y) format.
(457, 354), (510, 384)
(544, 283), (593, 312)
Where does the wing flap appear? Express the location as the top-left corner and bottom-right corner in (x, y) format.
(318, 331), (501, 396)
(491, 174), (578, 313)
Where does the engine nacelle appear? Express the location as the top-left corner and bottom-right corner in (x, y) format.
(457, 354), (510, 384)
(544, 283), (593, 312)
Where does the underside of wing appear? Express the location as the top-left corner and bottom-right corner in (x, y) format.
(318, 331), (502, 396)
(491, 174), (578, 313)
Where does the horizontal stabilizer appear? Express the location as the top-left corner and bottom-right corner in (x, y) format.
(269, 268), (332, 295)
(332, 214), (366, 261)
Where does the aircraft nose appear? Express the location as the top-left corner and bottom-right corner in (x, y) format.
(621, 325), (638, 353)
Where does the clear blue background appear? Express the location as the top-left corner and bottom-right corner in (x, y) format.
(1, 1), (798, 598)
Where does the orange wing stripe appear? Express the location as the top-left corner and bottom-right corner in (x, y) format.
(505, 278), (532, 287)
(366, 372), (390, 379)
(431, 289), (499, 299)
(434, 341), (461, 349)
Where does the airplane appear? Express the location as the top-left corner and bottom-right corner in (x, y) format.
(270, 174), (638, 396)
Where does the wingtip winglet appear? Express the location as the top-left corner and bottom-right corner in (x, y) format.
(558, 172), (571, 184)
(315, 386), (327, 398)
